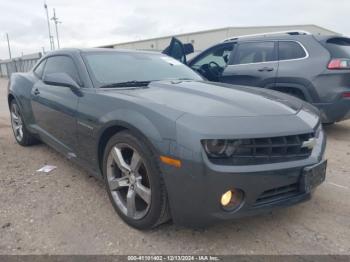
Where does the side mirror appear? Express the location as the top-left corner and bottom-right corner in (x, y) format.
(43, 72), (80, 91)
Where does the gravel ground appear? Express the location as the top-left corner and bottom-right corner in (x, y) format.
(0, 78), (349, 255)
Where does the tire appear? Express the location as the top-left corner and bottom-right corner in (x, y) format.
(10, 100), (39, 146)
(323, 122), (335, 126)
(102, 130), (170, 230)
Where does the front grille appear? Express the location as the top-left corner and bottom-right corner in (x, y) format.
(254, 183), (301, 206)
(209, 133), (314, 165)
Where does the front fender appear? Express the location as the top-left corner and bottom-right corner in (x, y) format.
(94, 108), (178, 168)
(99, 108), (177, 144)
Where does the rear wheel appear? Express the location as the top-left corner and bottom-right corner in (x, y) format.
(102, 131), (170, 229)
(10, 100), (38, 146)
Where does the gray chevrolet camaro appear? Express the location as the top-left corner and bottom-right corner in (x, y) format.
(8, 48), (327, 229)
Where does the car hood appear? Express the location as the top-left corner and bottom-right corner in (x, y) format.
(121, 80), (303, 117)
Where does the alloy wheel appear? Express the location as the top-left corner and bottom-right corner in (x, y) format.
(11, 103), (24, 142)
(106, 143), (152, 220)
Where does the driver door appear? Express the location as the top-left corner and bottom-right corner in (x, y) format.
(31, 55), (81, 154)
(162, 37), (194, 64)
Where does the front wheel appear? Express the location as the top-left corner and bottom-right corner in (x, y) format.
(10, 100), (39, 146)
(102, 131), (170, 229)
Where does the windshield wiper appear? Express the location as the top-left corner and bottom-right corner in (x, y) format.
(100, 81), (151, 88)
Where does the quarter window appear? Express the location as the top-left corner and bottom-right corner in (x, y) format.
(278, 41), (307, 60)
(43, 56), (80, 84)
(232, 42), (275, 65)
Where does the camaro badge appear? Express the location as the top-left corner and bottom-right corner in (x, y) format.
(302, 137), (316, 150)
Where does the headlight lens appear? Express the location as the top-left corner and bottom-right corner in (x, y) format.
(202, 139), (241, 158)
(203, 139), (228, 157)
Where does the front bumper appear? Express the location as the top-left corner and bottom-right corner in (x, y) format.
(161, 129), (326, 228)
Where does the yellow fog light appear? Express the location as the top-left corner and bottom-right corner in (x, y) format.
(221, 190), (233, 206)
(220, 188), (244, 211)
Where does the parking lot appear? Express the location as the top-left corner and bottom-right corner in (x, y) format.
(0, 77), (349, 255)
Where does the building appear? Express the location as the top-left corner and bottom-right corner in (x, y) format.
(100, 24), (339, 56)
(0, 52), (42, 78)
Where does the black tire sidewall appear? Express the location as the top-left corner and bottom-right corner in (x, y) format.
(102, 131), (165, 230)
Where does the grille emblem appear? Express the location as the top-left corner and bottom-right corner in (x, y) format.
(301, 137), (316, 150)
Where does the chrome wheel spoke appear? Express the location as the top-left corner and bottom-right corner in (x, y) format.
(130, 151), (142, 172)
(126, 188), (136, 218)
(11, 112), (18, 122)
(135, 182), (151, 204)
(13, 105), (18, 115)
(109, 176), (129, 191)
(18, 127), (23, 138)
(11, 104), (23, 141)
(111, 146), (131, 173)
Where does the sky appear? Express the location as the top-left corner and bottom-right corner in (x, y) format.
(0, 0), (349, 59)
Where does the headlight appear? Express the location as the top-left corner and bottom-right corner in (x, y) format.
(202, 139), (241, 158)
(315, 122), (322, 138)
(203, 139), (228, 157)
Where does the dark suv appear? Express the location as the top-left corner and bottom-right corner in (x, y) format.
(164, 32), (350, 124)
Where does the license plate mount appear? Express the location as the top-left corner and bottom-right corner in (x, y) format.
(300, 160), (327, 193)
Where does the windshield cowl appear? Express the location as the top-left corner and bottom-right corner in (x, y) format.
(100, 81), (151, 88)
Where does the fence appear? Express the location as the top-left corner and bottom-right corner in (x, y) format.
(0, 52), (42, 78)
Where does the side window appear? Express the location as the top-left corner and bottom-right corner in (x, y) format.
(43, 56), (80, 84)
(191, 44), (234, 69)
(278, 41), (307, 60)
(33, 59), (47, 79)
(232, 42), (275, 65)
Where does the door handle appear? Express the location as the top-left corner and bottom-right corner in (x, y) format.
(33, 88), (40, 95)
(258, 67), (274, 72)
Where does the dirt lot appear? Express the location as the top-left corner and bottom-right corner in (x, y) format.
(0, 78), (349, 255)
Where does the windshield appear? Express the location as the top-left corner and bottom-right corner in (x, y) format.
(83, 51), (202, 87)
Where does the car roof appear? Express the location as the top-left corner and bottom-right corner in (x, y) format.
(224, 34), (313, 43)
(223, 33), (341, 43)
(44, 48), (161, 56)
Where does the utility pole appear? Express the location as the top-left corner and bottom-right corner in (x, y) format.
(6, 33), (12, 59)
(44, 1), (54, 50)
(51, 8), (61, 49)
